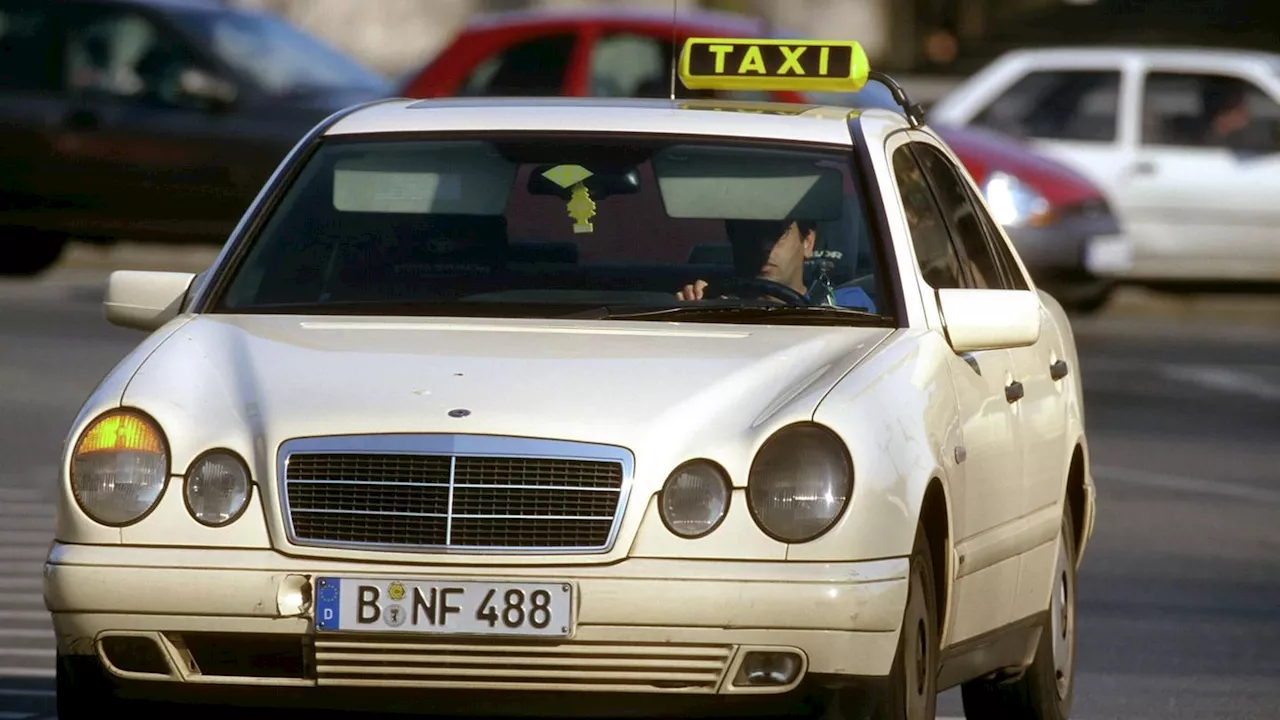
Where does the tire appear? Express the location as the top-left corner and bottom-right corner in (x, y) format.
(836, 524), (940, 720)
(960, 504), (1078, 720)
(1050, 282), (1113, 316)
(0, 230), (67, 276)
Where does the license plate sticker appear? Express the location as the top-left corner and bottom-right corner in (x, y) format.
(314, 577), (574, 637)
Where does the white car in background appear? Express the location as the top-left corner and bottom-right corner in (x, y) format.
(929, 46), (1280, 288)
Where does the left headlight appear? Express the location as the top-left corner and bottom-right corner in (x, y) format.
(184, 450), (252, 527)
(70, 409), (170, 526)
(747, 424), (852, 543)
(983, 171), (1052, 227)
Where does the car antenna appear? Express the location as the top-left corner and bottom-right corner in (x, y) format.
(668, 0), (679, 101)
(869, 70), (927, 127)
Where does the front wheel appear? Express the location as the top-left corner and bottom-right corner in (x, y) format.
(835, 523), (939, 719)
(960, 503), (1078, 720)
(0, 229), (67, 276)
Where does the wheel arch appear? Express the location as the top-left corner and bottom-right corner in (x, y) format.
(919, 476), (952, 643)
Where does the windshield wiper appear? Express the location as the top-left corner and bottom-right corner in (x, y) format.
(570, 304), (891, 325)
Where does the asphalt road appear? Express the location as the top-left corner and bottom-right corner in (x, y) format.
(1, 266), (1278, 720)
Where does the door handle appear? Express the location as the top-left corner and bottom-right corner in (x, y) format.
(1050, 359), (1069, 380)
(1131, 159), (1157, 176)
(1005, 380), (1025, 403)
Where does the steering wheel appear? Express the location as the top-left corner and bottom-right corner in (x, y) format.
(702, 277), (812, 305)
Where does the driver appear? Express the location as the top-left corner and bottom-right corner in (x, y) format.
(677, 218), (816, 301)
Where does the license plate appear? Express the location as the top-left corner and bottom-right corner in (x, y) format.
(1084, 234), (1134, 275)
(314, 577), (574, 637)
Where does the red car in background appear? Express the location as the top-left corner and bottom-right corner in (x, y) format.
(399, 6), (1126, 312)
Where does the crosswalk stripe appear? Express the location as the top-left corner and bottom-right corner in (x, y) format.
(0, 494), (57, 714)
(0, 625), (48, 635)
(0, 667), (53, 679)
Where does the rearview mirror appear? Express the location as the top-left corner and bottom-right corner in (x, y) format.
(937, 288), (1041, 353)
(527, 164), (641, 200)
(105, 270), (197, 332)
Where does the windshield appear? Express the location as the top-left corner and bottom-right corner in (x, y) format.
(213, 134), (892, 324)
(170, 7), (390, 95)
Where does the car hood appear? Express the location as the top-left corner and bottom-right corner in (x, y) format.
(932, 123), (1104, 207)
(122, 314), (892, 474)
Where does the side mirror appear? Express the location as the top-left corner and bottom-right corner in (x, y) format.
(178, 67), (239, 108)
(937, 288), (1041, 353)
(104, 270), (197, 332)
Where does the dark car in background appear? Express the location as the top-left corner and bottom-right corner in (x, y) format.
(398, 5), (1128, 312)
(0, 0), (392, 275)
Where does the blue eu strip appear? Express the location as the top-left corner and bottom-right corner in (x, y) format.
(316, 577), (341, 631)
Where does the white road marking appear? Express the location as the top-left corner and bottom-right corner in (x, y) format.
(0, 690), (53, 698)
(0, 667), (52, 679)
(1160, 363), (1280, 402)
(0, 630), (50, 640)
(1095, 464), (1280, 504)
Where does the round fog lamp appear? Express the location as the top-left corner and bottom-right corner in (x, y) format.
(184, 451), (251, 527)
(659, 461), (730, 538)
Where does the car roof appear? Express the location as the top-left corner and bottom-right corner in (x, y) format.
(461, 6), (771, 34)
(324, 96), (906, 147)
(997, 44), (1280, 65)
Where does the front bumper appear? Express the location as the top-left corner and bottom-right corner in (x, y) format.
(1006, 212), (1130, 281)
(45, 543), (908, 708)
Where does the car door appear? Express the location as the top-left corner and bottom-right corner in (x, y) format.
(50, 1), (251, 242)
(914, 135), (1071, 624)
(888, 135), (1023, 644)
(1121, 65), (1280, 281)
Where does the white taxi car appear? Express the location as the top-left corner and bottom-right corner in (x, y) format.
(45, 37), (1096, 720)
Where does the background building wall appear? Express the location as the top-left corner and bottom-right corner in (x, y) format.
(230, 0), (895, 79)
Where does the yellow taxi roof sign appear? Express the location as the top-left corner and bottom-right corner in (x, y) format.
(678, 38), (870, 93)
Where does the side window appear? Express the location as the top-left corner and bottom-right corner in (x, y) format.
(587, 32), (731, 101)
(892, 145), (964, 289)
(913, 143), (1017, 290)
(1141, 71), (1280, 151)
(588, 32), (667, 98)
(0, 5), (60, 91)
(973, 69), (1121, 143)
(64, 8), (205, 109)
(459, 33), (575, 97)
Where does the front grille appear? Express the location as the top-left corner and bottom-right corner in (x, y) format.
(280, 436), (630, 553)
(312, 637), (733, 693)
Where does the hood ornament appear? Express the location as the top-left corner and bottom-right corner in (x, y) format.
(448, 408), (471, 418)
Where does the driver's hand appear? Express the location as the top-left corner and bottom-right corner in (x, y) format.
(676, 280), (709, 301)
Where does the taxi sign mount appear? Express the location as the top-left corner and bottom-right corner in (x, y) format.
(678, 38), (870, 94)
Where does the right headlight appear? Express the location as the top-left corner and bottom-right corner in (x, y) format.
(747, 424), (853, 543)
(70, 409), (170, 526)
(184, 450), (252, 527)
